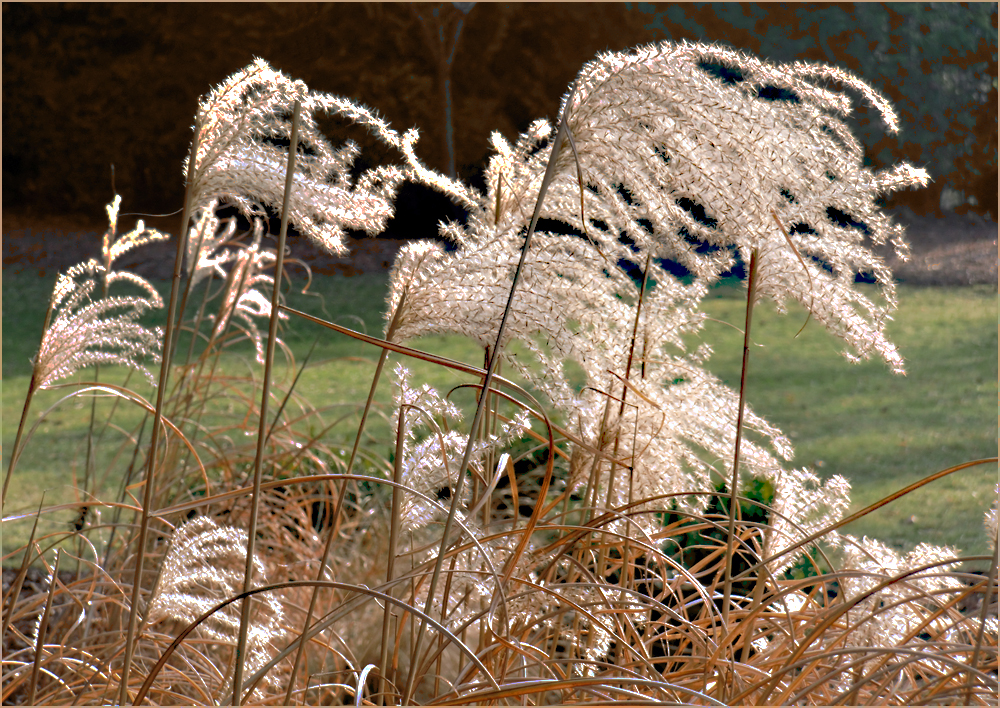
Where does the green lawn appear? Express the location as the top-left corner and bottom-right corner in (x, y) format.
(2, 269), (498, 558)
(697, 282), (997, 559)
(3, 268), (997, 560)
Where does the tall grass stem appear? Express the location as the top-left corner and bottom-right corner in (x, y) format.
(2, 373), (38, 510)
(0, 494), (45, 649)
(232, 99), (301, 706)
(379, 404), (408, 703)
(402, 81), (575, 704)
(118, 116), (201, 706)
(2, 290), (60, 509)
(27, 549), (60, 707)
(720, 248), (759, 679)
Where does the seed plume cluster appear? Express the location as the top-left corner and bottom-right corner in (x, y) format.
(6, 42), (994, 707)
(32, 196), (166, 389)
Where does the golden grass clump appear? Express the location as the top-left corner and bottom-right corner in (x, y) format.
(2, 43), (996, 706)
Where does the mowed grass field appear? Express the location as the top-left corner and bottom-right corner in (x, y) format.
(3, 266), (997, 561)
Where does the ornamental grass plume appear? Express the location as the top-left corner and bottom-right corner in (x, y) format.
(99, 194), (171, 285)
(374, 41), (987, 703)
(551, 41), (928, 374)
(183, 57), (475, 257)
(386, 40), (928, 534)
(390, 364), (534, 637)
(183, 198), (239, 288)
(815, 533), (997, 701)
(8, 40), (995, 707)
(393, 364), (531, 534)
(837, 534), (965, 652)
(146, 517), (286, 700)
(32, 196), (167, 389)
(31, 261), (163, 389)
(201, 216), (287, 364)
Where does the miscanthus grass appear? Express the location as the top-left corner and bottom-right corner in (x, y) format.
(2, 43), (996, 705)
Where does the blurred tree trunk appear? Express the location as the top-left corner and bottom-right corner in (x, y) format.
(411, 3), (474, 179)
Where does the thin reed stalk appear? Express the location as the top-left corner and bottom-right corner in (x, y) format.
(1, 284), (61, 509)
(27, 549), (60, 707)
(283, 291), (407, 705)
(232, 100), (301, 706)
(721, 248), (759, 641)
(965, 535), (999, 703)
(2, 372), (39, 510)
(1, 495), (45, 649)
(118, 114), (201, 706)
(403, 83), (576, 704)
(379, 404), (408, 704)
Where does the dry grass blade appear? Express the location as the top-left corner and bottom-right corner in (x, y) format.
(283, 292), (408, 705)
(431, 675), (730, 706)
(2, 368), (42, 509)
(119, 116), (201, 706)
(27, 550), (60, 707)
(1, 495), (45, 648)
(233, 99), (301, 706)
(379, 405), (409, 704)
(721, 248), (759, 662)
(965, 542), (999, 703)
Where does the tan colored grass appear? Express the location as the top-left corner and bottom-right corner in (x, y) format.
(3, 42), (996, 706)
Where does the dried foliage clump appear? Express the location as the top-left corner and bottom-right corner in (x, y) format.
(3, 43), (996, 707)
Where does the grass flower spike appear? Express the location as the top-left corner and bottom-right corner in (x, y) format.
(6, 37), (994, 707)
(33, 262), (163, 388)
(539, 41), (926, 373)
(100, 194), (170, 277)
(202, 217), (287, 363)
(32, 197), (166, 388)
(184, 58), (413, 255)
(147, 517), (286, 698)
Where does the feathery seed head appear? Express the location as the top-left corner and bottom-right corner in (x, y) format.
(185, 200), (239, 287)
(381, 41), (928, 545)
(986, 484), (999, 551)
(393, 365), (529, 533)
(147, 517), (286, 696)
(34, 196), (166, 392)
(756, 467), (851, 574)
(100, 194), (170, 273)
(33, 275), (163, 389)
(551, 41), (926, 373)
(203, 217), (287, 363)
(837, 534), (964, 661)
(186, 59), (452, 256)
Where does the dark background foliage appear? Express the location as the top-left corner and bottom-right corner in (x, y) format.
(3, 2), (996, 236)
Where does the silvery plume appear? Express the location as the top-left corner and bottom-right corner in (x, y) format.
(547, 40), (928, 374)
(387, 41), (926, 528)
(393, 363), (530, 534)
(835, 533), (969, 676)
(197, 215), (288, 364)
(146, 516), (286, 698)
(183, 58), (472, 257)
(391, 364), (535, 629)
(183, 198), (239, 288)
(32, 196), (166, 389)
